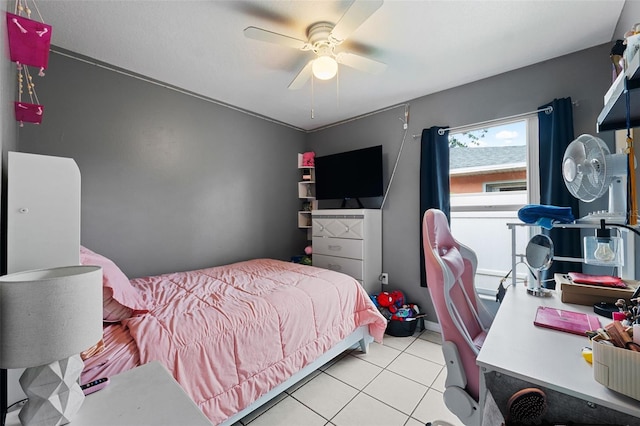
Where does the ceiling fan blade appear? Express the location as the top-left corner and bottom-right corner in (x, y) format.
(330, 0), (383, 43)
(288, 61), (313, 90)
(336, 52), (387, 75)
(244, 26), (307, 50)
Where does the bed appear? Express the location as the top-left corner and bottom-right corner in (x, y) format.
(4, 152), (387, 424)
(78, 246), (387, 425)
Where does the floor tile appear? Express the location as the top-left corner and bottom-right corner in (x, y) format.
(319, 350), (350, 372)
(331, 392), (408, 426)
(284, 369), (322, 394)
(418, 330), (443, 344)
(239, 392), (287, 424)
(404, 417), (426, 426)
(291, 372), (359, 420)
(324, 353), (383, 389)
(350, 341), (402, 368)
(363, 370), (428, 415)
(431, 366), (447, 392)
(405, 338), (445, 365)
(382, 334), (417, 351)
(412, 389), (464, 426)
(245, 395), (327, 426)
(387, 352), (442, 387)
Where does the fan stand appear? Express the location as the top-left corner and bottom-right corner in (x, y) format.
(578, 177), (628, 223)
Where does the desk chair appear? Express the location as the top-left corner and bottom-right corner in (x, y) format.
(422, 209), (495, 426)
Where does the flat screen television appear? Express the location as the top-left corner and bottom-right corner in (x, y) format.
(314, 145), (384, 208)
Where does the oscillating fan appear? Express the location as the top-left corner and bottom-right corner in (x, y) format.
(562, 134), (628, 223)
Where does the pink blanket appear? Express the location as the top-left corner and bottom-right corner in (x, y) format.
(118, 259), (385, 424)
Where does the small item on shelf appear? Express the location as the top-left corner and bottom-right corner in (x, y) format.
(567, 272), (626, 288)
(610, 39), (626, 80)
(301, 151), (315, 167)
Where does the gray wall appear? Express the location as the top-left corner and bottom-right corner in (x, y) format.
(1, 0), (18, 267)
(17, 52), (307, 278)
(307, 43), (617, 322)
(10, 42), (628, 322)
(2, 0), (19, 417)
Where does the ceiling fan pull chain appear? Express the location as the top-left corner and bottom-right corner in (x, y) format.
(336, 66), (340, 109)
(311, 74), (315, 119)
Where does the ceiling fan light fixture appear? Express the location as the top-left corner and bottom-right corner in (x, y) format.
(312, 56), (338, 80)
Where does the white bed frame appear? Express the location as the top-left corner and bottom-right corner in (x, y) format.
(4, 151), (376, 425)
(221, 325), (372, 426)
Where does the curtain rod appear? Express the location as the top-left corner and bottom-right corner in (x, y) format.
(412, 105), (554, 139)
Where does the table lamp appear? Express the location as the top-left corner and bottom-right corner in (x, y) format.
(0, 265), (103, 426)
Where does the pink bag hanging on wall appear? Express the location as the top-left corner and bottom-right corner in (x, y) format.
(14, 101), (44, 125)
(7, 1), (50, 126)
(6, 12), (51, 70)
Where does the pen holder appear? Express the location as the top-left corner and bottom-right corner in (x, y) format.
(593, 340), (640, 401)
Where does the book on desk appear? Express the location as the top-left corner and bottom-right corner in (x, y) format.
(534, 306), (601, 335)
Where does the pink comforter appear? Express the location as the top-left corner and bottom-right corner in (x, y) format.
(121, 259), (386, 424)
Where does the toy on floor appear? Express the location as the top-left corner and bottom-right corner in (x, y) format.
(375, 290), (404, 313)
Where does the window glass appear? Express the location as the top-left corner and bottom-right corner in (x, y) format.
(448, 119), (535, 309)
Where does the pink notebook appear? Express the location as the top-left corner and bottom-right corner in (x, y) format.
(534, 306), (601, 336)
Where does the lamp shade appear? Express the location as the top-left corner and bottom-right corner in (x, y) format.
(0, 265), (103, 369)
(312, 56), (338, 80)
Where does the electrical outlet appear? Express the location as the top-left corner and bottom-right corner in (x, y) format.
(381, 273), (389, 285)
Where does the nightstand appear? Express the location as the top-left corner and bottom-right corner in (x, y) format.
(5, 361), (212, 425)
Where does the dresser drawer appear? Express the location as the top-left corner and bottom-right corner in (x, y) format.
(312, 216), (364, 239)
(313, 237), (363, 260)
(313, 254), (363, 280)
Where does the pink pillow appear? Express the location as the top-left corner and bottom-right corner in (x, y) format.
(80, 246), (148, 322)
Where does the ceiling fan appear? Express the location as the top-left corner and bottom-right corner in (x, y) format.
(243, 0), (387, 90)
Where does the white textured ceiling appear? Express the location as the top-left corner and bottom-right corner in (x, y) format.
(33, 0), (633, 131)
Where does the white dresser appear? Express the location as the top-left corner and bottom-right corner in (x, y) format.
(312, 209), (382, 295)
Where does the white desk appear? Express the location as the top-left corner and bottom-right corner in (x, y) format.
(477, 284), (640, 423)
(5, 361), (212, 426)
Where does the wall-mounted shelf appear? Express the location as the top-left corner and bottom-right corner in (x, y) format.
(597, 52), (640, 132)
(506, 221), (635, 288)
(297, 154), (317, 237)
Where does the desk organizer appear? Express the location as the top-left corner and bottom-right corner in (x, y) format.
(555, 273), (638, 306)
(593, 340), (640, 401)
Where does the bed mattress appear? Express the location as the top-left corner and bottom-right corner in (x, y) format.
(83, 259), (386, 424)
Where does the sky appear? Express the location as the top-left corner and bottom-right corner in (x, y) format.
(450, 120), (527, 148)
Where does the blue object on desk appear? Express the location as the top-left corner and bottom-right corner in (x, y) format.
(518, 204), (575, 229)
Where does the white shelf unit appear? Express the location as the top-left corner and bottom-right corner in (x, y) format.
(297, 153), (317, 233)
(507, 221), (637, 287)
(312, 209), (382, 295)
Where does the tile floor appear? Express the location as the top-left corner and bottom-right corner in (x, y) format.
(234, 329), (463, 426)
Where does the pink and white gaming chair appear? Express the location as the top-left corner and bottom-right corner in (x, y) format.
(422, 209), (494, 426)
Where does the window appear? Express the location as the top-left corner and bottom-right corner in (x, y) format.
(485, 181), (527, 192)
(448, 116), (539, 309)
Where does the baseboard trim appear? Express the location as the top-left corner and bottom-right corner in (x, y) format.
(423, 319), (441, 333)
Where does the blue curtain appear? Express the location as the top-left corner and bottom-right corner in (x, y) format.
(538, 97), (582, 287)
(420, 126), (450, 287)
